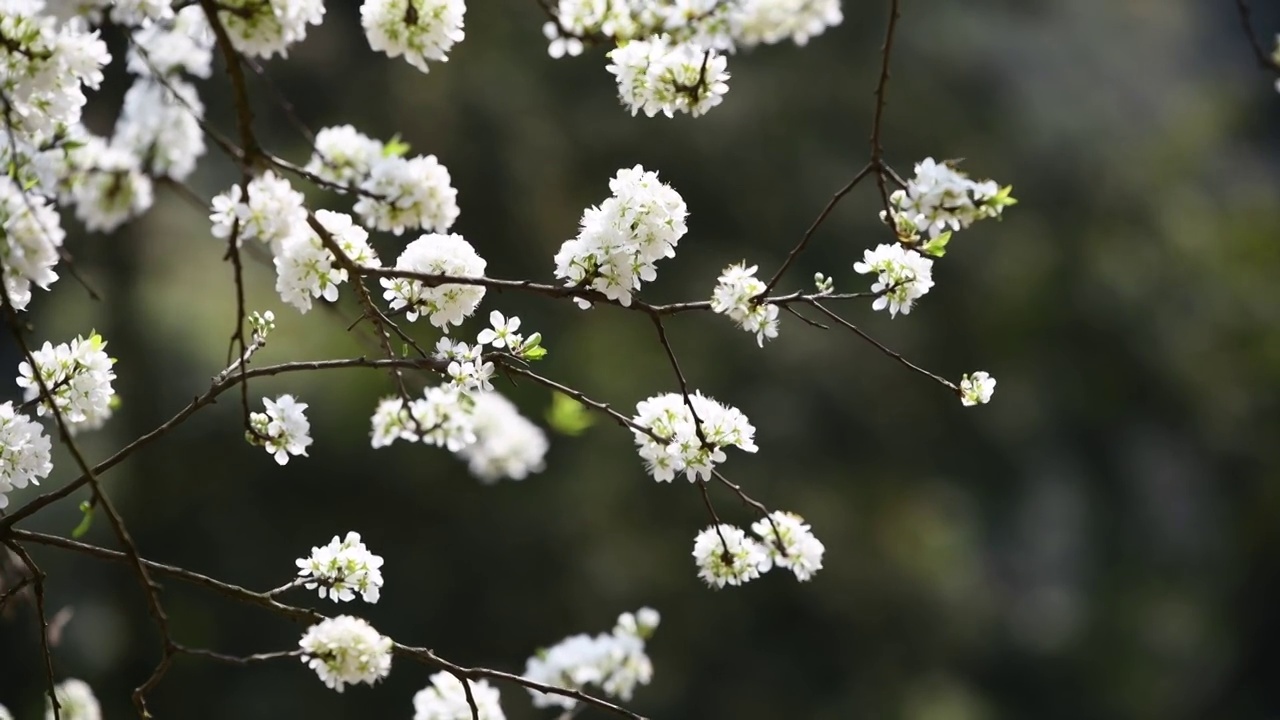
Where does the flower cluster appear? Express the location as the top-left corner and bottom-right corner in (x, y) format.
(112, 65), (206, 182)
(543, 0), (841, 116)
(381, 234), (487, 328)
(371, 383), (548, 483)
(45, 678), (101, 720)
(353, 153), (460, 236)
(750, 511), (826, 581)
(553, 165), (687, 308)
(127, 5), (213, 78)
(693, 511), (825, 588)
(274, 209), (380, 313)
(299, 615), (393, 692)
(306, 126), (460, 234)
(306, 125), (386, 189)
(853, 243), (935, 318)
(211, 175), (380, 313)
(710, 262), (779, 346)
(456, 391), (549, 482)
(296, 531), (385, 604)
(0, 176), (65, 311)
(881, 157), (1015, 242)
(17, 333), (117, 435)
(0, 402), (52, 509)
(369, 386), (476, 452)
(214, 0), (326, 59)
(959, 371), (997, 407)
(362, 0), (467, 74)
(523, 608), (659, 709)
(210, 171), (307, 251)
(67, 138), (154, 233)
(412, 672), (506, 720)
(606, 36), (730, 117)
(435, 337), (496, 395)
(248, 395), (313, 465)
(0, 2), (110, 146)
(632, 391), (757, 482)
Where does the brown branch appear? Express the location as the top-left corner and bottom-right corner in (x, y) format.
(15, 529), (649, 720)
(1234, 0), (1280, 74)
(4, 540), (60, 719)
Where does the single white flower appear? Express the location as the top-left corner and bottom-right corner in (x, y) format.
(959, 371), (996, 406)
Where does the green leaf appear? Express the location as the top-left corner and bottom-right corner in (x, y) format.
(545, 392), (594, 436)
(71, 501), (94, 539)
(523, 345), (548, 361)
(922, 231), (952, 258)
(382, 134), (411, 158)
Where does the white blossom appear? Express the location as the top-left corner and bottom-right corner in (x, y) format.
(214, 0), (326, 59)
(381, 233), (487, 329)
(362, 0), (466, 74)
(413, 672), (505, 720)
(210, 171), (307, 252)
(370, 396), (420, 448)
(751, 511), (825, 581)
(273, 210), (378, 313)
(553, 165), (687, 308)
(0, 401), (52, 509)
(524, 608), (659, 709)
(16, 333), (117, 435)
(632, 391), (756, 482)
(882, 158), (1015, 240)
(45, 678), (101, 720)
(542, 21), (583, 58)
(475, 310), (521, 349)
(692, 524), (768, 588)
(0, 175), (64, 311)
(354, 154), (460, 235)
(710, 262), (779, 346)
(410, 385), (477, 451)
(0, 702), (11, 720)
(299, 615), (393, 692)
(0, 3), (110, 147)
(306, 125), (386, 189)
(731, 0), (842, 47)
(68, 139), (155, 232)
(606, 37), (729, 118)
(113, 77), (206, 180)
(853, 243), (935, 317)
(959, 371), (996, 406)
(296, 531), (385, 603)
(248, 394), (313, 465)
(370, 385), (478, 452)
(456, 392), (548, 482)
(127, 5), (214, 78)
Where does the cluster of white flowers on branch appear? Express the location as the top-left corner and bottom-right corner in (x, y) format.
(296, 531), (386, 603)
(692, 511), (825, 587)
(524, 608), (660, 709)
(544, 0), (842, 116)
(632, 391), (757, 482)
(554, 164), (687, 307)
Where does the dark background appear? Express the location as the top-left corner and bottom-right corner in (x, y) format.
(4, 1), (1280, 718)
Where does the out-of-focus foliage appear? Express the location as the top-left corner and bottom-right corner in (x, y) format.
(2, 1), (1279, 718)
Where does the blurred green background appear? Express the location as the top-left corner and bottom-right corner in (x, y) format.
(4, 1), (1280, 718)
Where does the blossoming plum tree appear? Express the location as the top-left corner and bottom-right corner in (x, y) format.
(10, 0), (1265, 717)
